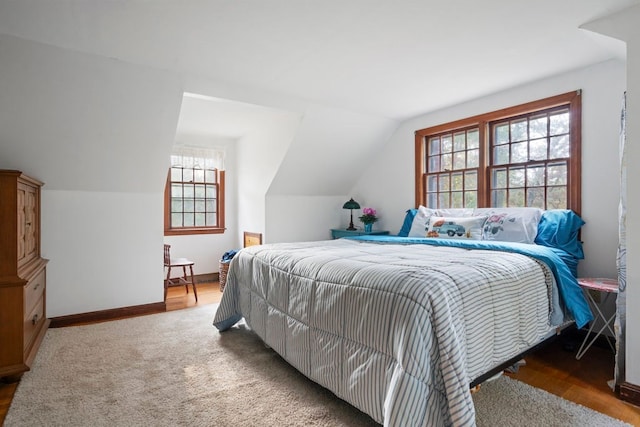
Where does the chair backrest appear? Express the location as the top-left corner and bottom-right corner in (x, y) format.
(164, 244), (171, 267)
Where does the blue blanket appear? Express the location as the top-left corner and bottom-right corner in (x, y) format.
(347, 235), (593, 328)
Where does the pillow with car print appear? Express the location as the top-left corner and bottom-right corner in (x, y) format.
(426, 215), (487, 240)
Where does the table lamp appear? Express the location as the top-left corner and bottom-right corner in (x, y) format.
(342, 198), (360, 231)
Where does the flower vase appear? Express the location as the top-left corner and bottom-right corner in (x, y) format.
(364, 223), (373, 233)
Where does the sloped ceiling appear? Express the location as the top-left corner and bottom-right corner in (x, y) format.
(0, 0), (634, 120)
(0, 1), (636, 197)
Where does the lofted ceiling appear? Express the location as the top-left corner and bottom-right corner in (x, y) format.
(0, 0), (635, 123)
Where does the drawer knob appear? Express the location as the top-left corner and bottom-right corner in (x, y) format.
(33, 283), (40, 291)
(32, 314), (38, 325)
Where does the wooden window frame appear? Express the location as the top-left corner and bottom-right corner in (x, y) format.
(164, 168), (226, 236)
(415, 91), (582, 215)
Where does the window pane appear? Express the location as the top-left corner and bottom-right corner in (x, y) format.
(182, 168), (194, 183)
(184, 200), (194, 212)
(193, 169), (205, 182)
(171, 199), (183, 212)
(453, 132), (466, 151)
(195, 200), (205, 212)
(194, 184), (205, 198)
(171, 184), (182, 197)
(465, 171), (477, 190)
(494, 123), (509, 145)
(547, 163), (567, 185)
(492, 189), (507, 207)
(439, 193), (450, 208)
(508, 167), (525, 188)
(206, 185), (216, 198)
(428, 193), (437, 207)
(204, 169), (217, 183)
(530, 138), (547, 161)
(206, 200), (216, 212)
(195, 213), (206, 227)
(183, 213), (195, 227)
(527, 188), (545, 208)
(429, 137), (440, 155)
(171, 213), (182, 227)
(171, 167), (182, 181)
(511, 141), (528, 163)
(493, 168), (507, 188)
(529, 114), (548, 139)
(452, 172), (463, 191)
(467, 149), (479, 168)
(547, 186), (567, 209)
(429, 156), (440, 172)
(439, 175), (450, 191)
(510, 119), (527, 142)
(494, 145), (509, 165)
(550, 111), (569, 135)
(441, 154), (452, 171)
(442, 135), (452, 153)
(452, 192), (463, 208)
(550, 135), (570, 159)
(453, 152), (465, 170)
(467, 129), (479, 148)
(464, 191), (477, 207)
(527, 166), (545, 187)
(184, 185), (194, 198)
(206, 213), (216, 226)
(509, 188), (525, 206)
(427, 175), (437, 192)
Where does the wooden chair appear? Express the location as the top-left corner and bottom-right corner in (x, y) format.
(163, 244), (198, 302)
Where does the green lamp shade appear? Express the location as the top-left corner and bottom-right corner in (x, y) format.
(343, 198), (360, 210)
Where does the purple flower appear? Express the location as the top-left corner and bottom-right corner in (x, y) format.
(362, 207), (376, 216)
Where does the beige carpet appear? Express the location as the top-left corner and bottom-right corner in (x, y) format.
(5, 305), (631, 427)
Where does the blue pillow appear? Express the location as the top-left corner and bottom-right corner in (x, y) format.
(535, 210), (585, 259)
(398, 208), (418, 237)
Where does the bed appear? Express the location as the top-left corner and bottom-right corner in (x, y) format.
(213, 208), (592, 426)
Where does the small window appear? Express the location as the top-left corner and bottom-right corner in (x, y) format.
(164, 148), (226, 236)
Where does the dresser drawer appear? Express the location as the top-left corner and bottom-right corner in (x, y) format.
(24, 268), (46, 314)
(24, 296), (45, 350)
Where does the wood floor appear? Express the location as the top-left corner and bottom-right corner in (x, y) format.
(2, 282), (639, 425)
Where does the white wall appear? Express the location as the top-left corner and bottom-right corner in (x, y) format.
(263, 105), (397, 243)
(626, 20), (640, 391)
(0, 35), (184, 317)
(236, 109), (302, 243)
(583, 3), (640, 390)
(43, 191), (164, 317)
(265, 195), (347, 243)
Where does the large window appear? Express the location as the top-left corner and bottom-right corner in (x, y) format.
(164, 148), (226, 236)
(415, 91), (581, 214)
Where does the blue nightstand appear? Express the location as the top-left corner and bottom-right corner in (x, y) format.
(331, 229), (390, 239)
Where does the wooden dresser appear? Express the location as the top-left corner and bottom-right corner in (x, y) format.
(0, 170), (49, 381)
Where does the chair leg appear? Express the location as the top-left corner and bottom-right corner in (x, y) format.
(164, 266), (171, 302)
(182, 266), (189, 294)
(189, 264), (198, 302)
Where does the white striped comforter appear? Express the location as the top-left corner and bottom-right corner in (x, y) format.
(213, 239), (557, 426)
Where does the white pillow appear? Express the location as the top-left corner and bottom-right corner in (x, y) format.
(407, 206), (436, 237)
(426, 215), (487, 240)
(475, 207), (543, 244)
(434, 208), (475, 218)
